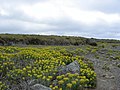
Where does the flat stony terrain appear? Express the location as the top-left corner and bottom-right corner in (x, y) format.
(83, 44), (120, 90)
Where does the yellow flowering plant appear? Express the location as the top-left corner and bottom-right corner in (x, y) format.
(0, 46), (96, 90)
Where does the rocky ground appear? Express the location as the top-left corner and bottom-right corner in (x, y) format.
(89, 58), (120, 90)
(85, 44), (120, 90)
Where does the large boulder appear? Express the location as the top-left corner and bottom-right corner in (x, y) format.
(30, 84), (52, 90)
(58, 60), (80, 75)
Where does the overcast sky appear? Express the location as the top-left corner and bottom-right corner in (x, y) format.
(0, 0), (120, 40)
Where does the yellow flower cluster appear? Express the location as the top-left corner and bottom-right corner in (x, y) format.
(0, 46), (96, 90)
(0, 81), (7, 90)
(50, 72), (93, 90)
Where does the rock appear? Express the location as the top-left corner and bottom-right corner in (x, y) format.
(102, 74), (115, 79)
(28, 79), (37, 86)
(7, 41), (14, 46)
(113, 62), (117, 65)
(0, 43), (4, 46)
(58, 60), (80, 75)
(110, 76), (115, 79)
(110, 56), (115, 59)
(30, 84), (52, 90)
(102, 74), (110, 78)
(100, 52), (105, 54)
(117, 63), (120, 68)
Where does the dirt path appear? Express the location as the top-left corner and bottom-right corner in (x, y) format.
(87, 57), (120, 90)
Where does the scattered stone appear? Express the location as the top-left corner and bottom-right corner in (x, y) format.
(58, 60), (80, 75)
(117, 63), (120, 68)
(30, 84), (52, 90)
(110, 76), (115, 79)
(113, 62), (117, 65)
(102, 74), (115, 79)
(100, 52), (105, 54)
(102, 74), (109, 78)
(110, 56), (115, 59)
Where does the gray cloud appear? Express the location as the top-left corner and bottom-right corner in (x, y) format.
(0, 0), (120, 40)
(0, 0), (47, 4)
(0, 16), (120, 39)
(75, 0), (120, 13)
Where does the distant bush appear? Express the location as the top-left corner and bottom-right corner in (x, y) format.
(86, 39), (97, 46)
(0, 34), (87, 46)
(1, 34), (119, 46)
(0, 38), (5, 45)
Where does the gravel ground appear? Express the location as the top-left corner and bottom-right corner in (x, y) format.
(85, 45), (120, 90)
